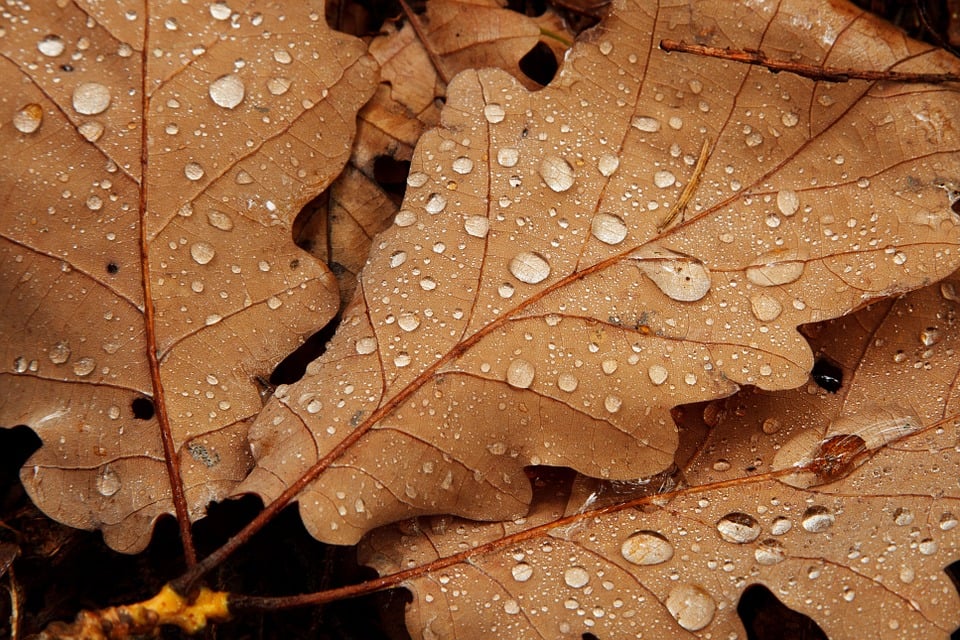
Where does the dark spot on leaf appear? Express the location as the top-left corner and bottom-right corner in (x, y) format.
(738, 584), (827, 640)
(811, 357), (843, 393)
(106, 262), (119, 275)
(519, 41), (559, 86)
(131, 397), (155, 420)
(289, 258), (300, 269)
(60, 64), (73, 72)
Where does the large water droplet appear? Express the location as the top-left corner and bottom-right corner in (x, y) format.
(267, 77), (292, 95)
(78, 121), (104, 142)
(464, 215), (490, 238)
(72, 82), (112, 115)
(190, 242), (216, 265)
(398, 313), (421, 332)
(511, 562), (533, 582)
(96, 465), (121, 497)
(72, 357), (96, 377)
(666, 583), (716, 631)
(653, 170), (676, 188)
(754, 539), (785, 565)
(209, 74), (245, 109)
(750, 293), (783, 322)
(746, 251), (805, 286)
(425, 193), (447, 214)
(355, 337), (377, 355)
(497, 147), (519, 167)
(37, 35), (65, 57)
(563, 566), (590, 588)
(801, 506), (835, 532)
(506, 359), (535, 389)
(631, 116), (661, 132)
(648, 364), (668, 385)
(483, 103), (505, 123)
(557, 373), (578, 392)
(777, 189), (800, 216)
(635, 246), (711, 302)
(13, 104), (43, 133)
(716, 512), (761, 544)
(597, 153), (620, 177)
(509, 252), (551, 284)
(540, 156), (575, 192)
(621, 530), (674, 565)
(206, 210), (234, 231)
(591, 213), (628, 245)
(452, 156), (474, 174)
(49, 341), (71, 364)
(184, 162), (205, 181)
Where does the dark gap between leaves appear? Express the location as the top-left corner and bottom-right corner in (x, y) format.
(738, 584), (828, 640)
(519, 41), (559, 86)
(373, 155), (412, 201)
(270, 316), (342, 386)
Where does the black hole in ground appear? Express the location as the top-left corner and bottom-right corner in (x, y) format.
(270, 315), (342, 386)
(106, 262), (119, 274)
(811, 357), (843, 393)
(519, 41), (559, 86)
(373, 156), (411, 201)
(131, 397), (155, 420)
(738, 584), (827, 640)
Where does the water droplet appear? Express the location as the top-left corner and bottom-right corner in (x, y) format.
(206, 210), (234, 231)
(597, 153), (620, 177)
(509, 252), (551, 284)
(801, 506), (835, 532)
(746, 252), (805, 286)
(631, 116), (661, 132)
(78, 121), (104, 142)
(653, 170), (676, 188)
(464, 215), (490, 237)
(506, 359), (535, 389)
(190, 242), (216, 265)
(621, 530), (674, 565)
(72, 82), (112, 115)
(712, 459), (731, 472)
(210, 1), (232, 19)
(394, 353), (411, 367)
(919, 327), (941, 347)
(483, 103), (505, 123)
(635, 246), (712, 302)
(452, 156), (474, 174)
(13, 104), (43, 133)
(540, 156), (575, 192)
(420, 277), (437, 291)
(918, 539), (938, 555)
(209, 74), (245, 109)
(770, 516), (792, 535)
(648, 364), (668, 385)
(598, 40), (613, 55)
(425, 193), (446, 214)
(272, 49), (293, 65)
(12, 357), (28, 374)
(72, 357), (96, 377)
(762, 418), (781, 434)
(716, 512), (761, 544)
(389, 250), (407, 268)
(355, 337), (377, 355)
(750, 293), (783, 322)
(49, 341), (71, 364)
(893, 251), (907, 265)
(38, 34), (65, 57)
(96, 465), (121, 497)
(781, 112), (799, 127)
(497, 147), (519, 167)
(398, 313), (420, 332)
(511, 562), (533, 582)
(754, 539), (786, 565)
(563, 566), (590, 588)
(776, 190), (800, 216)
(267, 77), (292, 95)
(666, 583), (716, 631)
(591, 213), (628, 245)
(939, 513), (958, 531)
(604, 395), (622, 413)
(557, 373), (578, 392)
(941, 282), (960, 302)
(503, 599), (520, 615)
(498, 282), (515, 299)
(184, 162), (205, 181)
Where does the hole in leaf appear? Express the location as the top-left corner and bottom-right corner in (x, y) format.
(270, 315), (342, 386)
(811, 357), (843, 393)
(738, 584), (827, 640)
(373, 155), (411, 201)
(519, 41), (559, 86)
(106, 262), (119, 275)
(131, 397), (155, 420)
(506, 0), (547, 16)
(582, 634), (600, 640)
(0, 425), (42, 479)
(953, 198), (960, 215)
(292, 190), (329, 257)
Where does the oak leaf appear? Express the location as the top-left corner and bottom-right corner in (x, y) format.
(361, 268), (960, 639)
(239, 0), (960, 547)
(0, 0), (376, 552)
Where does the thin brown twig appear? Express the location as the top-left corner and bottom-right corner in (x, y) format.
(398, 0), (452, 85)
(659, 39), (960, 83)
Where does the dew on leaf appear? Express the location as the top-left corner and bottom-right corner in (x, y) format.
(666, 583), (716, 631)
(397, 313), (420, 332)
(13, 104), (43, 133)
(96, 465), (121, 497)
(497, 147), (519, 167)
(452, 157), (474, 174)
(464, 215), (490, 238)
(632, 116), (661, 132)
(801, 506), (835, 532)
(483, 103), (505, 123)
(648, 364), (668, 385)
(754, 539), (785, 565)
(591, 213), (628, 245)
(770, 516), (792, 535)
(604, 395), (622, 413)
(506, 359), (535, 389)
(78, 121), (104, 142)
(919, 326), (941, 347)
(49, 341), (71, 364)
(635, 246), (711, 302)
(190, 242), (216, 265)
(267, 77), (292, 95)
(498, 283), (515, 299)
(355, 337), (377, 355)
(597, 153), (620, 176)
(653, 170), (676, 188)
(273, 50), (292, 64)
(502, 600), (520, 615)
(72, 357), (96, 377)
(716, 512), (761, 544)
(745, 252), (805, 286)
(425, 193), (447, 214)
(750, 293), (783, 322)
(209, 2), (232, 19)
(72, 83), (111, 115)
(37, 34), (65, 57)
(620, 530), (674, 565)
(209, 74), (245, 109)
(184, 162), (205, 181)
(563, 566), (590, 588)
(940, 513), (958, 531)
(206, 210), (234, 231)
(539, 156), (575, 192)
(776, 189), (800, 216)
(918, 539), (938, 555)
(509, 252), (551, 284)
(557, 373), (578, 392)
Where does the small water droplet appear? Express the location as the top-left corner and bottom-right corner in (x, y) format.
(754, 539), (786, 565)
(666, 583), (716, 631)
(781, 112), (799, 127)
(273, 49), (292, 64)
(398, 313), (421, 332)
(394, 353), (412, 367)
(919, 327), (941, 347)
(190, 242), (216, 265)
(13, 104), (43, 133)
(498, 282), (515, 299)
(776, 190), (800, 216)
(464, 215), (490, 237)
(939, 513), (958, 531)
(72, 82), (112, 115)
(653, 170), (676, 188)
(509, 252), (551, 284)
(604, 395), (622, 413)
(355, 337), (377, 355)
(770, 516), (792, 535)
(750, 293), (783, 322)
(267, 77), (292, 95)
(621, 530), (674, 565)
(389, 250), (407, 268)
(424, 193), (446, 214)
(72, 357), (96, 377)
(38, 34), (65, 57)
(598, 41), (613, 55)
(762, 418), (781, 434)
(506, 359), (535, 389)
(206, 210), (234, 231)
(801, 506), (835, 532)
(184, 162), (205, 181)
(49, 341), (71, 364)
(78, 121), (104, 142)
(892, 251), (907, 265)
(305, 398), (323, 414)
(96, 465), (121, 497)
(209, 74), (245, 109)
(563, 566), (590, 589)
(511, 562), (533, 582)
(420, 277), (437, 291)
(716, 512), (761, 544)
(12, 357), (28, 373)
(918, 539), (938, 555)
(483, 103), (505, 123)
(632, 116), (661, 132)
(635, 246), (711, 302)
(540, 156), (575, 192)
(452, 156), (474, 174)
(503, 599), (520, 615)
(648, 364), (668, 385)
(712, 459), (731, 472)
(557, 373), (578, 392)
(597, 153), (620, 177)
(210, 1), (232, 19)
(591, 213), (628, 245)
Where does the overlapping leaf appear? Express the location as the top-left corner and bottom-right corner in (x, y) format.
(0, 0), (376, 552)
(239, 0), (960, 545)
(362, 268), (960, 639)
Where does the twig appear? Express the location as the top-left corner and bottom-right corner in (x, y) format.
(659, 39), (960, 83)
(398, 0), (452, 86)
(658, 137), (711, 233)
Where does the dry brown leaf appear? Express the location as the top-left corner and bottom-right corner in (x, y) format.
(239, 0), (960, 546)
(361, 269), (960, 639)
(0, 1), (376, 552)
